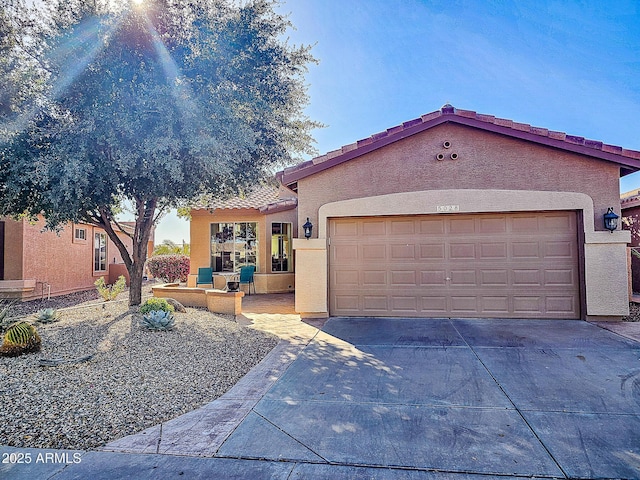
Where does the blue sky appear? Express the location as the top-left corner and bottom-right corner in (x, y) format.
(156, 0), (640, 243)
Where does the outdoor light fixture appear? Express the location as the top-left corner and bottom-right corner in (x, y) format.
(604, 207), (619, 233)
(303, 218), (313, 239)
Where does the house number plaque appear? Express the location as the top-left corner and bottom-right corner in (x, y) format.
(436, 205), (460, 213)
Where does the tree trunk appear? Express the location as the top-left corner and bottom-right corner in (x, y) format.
(128, 259), (145, 306)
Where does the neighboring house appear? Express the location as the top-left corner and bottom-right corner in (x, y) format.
(621, 189), (640, 293)
(0, 216), (139, 301)
(277, 104), (639, 321)
(189, 184), (297, 293)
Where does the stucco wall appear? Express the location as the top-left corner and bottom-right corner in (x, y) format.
(296, 123), (621, 236)
(2, 217), (24, 280)
(190, 207), (297, 294)
(291, 123), (629, 320)
(2, 218), (133, 299)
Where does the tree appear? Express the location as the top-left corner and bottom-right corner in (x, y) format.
(0, 0), (319, 305)
(152, 239), (190, 256)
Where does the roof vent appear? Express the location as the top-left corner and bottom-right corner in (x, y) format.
(441, 103), (455, 114)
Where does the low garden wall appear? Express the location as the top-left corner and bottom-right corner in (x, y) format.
(152, 284), (244, 315)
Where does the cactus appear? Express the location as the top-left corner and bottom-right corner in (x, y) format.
(0, 322), (41, 357)
(140, 297), (175, 315)
(35, 308), (59, 324)
(140, 310), (175, 331)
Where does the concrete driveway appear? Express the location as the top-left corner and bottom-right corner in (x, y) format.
(4, 316), (640, 479)
(220, 317), (640, 479)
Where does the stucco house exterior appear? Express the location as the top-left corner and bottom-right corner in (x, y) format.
(0, 216), (139, 301)
(189, 184), (297, 294)
(278, 105), (639, 321)
(621, 189), (640, 294)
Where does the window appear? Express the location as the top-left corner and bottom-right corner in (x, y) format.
(271, 223), (292, 272)
(94, 232), (107, 272)
(74, 227), (87, 242)
(210, 222), (258, 272)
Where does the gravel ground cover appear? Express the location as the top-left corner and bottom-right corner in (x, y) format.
(623, 302), (640, 322)
(0, 293), (279, 450)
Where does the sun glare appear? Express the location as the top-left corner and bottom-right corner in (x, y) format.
(132, 0), (144, 6)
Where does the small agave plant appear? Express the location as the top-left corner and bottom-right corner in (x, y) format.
(35, 308), (59, 324)
(140, 310), (175, 331)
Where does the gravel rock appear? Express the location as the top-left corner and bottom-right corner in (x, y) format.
(0, 301), (278, 450)
(622, 302), (640, 322)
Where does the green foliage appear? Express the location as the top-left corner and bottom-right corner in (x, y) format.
(140, 297), (175, 315)
(0, 299), (16, 332)
(153, 240), (190, 256)
(34, 308), (60, 324)
(0, 321), (41, 356)
(140, 310), (175, 331)
(0, 0), (320, 307)
(95, 275), (127, 301)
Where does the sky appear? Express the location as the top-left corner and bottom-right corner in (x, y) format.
(153, 0), (640, 244)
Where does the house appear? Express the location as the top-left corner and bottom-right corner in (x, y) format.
(189, 184), (297, 293)
(0, 216), (140, 301)
(277, 104), (639, 321)
(621, 189), (640, 294)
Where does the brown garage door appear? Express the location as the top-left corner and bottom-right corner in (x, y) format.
(329, 212), (580, 319)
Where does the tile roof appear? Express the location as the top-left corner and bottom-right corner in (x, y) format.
(193, 185), (297, 213)
(621, 189), (640, 210)
(278, 104), (640, 189)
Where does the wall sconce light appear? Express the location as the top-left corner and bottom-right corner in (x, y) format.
(603, 207), (619, 233)
(303, 217), (313, 239)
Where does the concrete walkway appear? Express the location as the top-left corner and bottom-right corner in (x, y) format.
(3, 295), (640, 479)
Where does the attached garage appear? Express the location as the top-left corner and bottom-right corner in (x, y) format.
(329, 212), (580, 318)
(279, 105), (639, 321)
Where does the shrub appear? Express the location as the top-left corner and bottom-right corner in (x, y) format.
(35, 308), (60, 324)
(146, 255), (190, 283)
(0, 321), (41, 357)
(95, 275), (127, 301)
(140, 297), (175, 315)
(140, 310), (175, 331)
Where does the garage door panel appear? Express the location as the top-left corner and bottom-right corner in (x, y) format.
(390, 220), (416, 235)
(391, 270), (417, 286)
(480, 242), (508, 259)
(420, 219), (445, 234)
(362, 220), (386, 236)
(333, 270), (359, 286)
(362, 244), (386, 260)
(544, 241), (575, 258)
(390, 244), (416, 260)
(513, 269), (542, 286)
(449, 218), (475, 234)
(333, 244), (358, 261)
(362, 270), (386, 285)
(363, 296), (388, 312)
(391, 296), (418, 312)
(421, 270), (447, 286)
(450, 243), (476, 259)
(450, 296), (479, 313)
(329, 212), (580, 319)
(420, 244), (446, 259)
(450, 270), (477, 286)
(480, 269), (509, 286)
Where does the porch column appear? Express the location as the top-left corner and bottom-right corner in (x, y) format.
(293, 238), (328, 318)
(584, 230), (631, 319)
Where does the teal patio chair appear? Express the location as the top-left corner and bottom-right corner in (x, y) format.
(196, 267), (213, 287)
(239, 266), (256, 295)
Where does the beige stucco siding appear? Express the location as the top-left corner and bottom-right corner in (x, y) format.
(296, 123), (621, 236)
(189, 207), (297, 293)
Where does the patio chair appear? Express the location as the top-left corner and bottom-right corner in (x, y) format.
(196, 267), (213, 287)
(239, 266), (256, 295)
